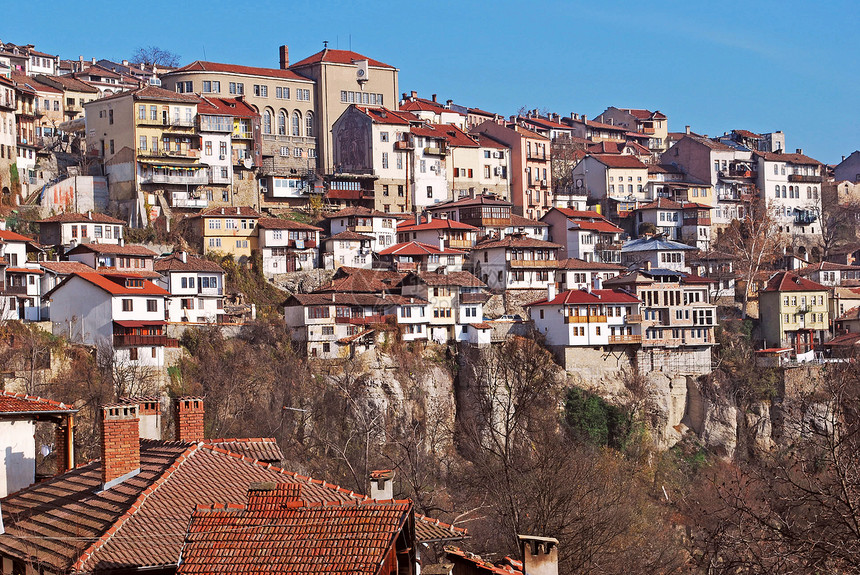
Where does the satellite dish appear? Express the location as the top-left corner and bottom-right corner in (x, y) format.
(243, 158), (252, 169)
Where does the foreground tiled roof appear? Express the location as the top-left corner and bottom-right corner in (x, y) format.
(317, 267), (404, 293)
(398, 217), (479, 232)
(325, 206), (393, 219)
(46, 272), (169, 298)
(0, 440), (465, 573)
(178, 484), (411, 575)
(557, 258), (624, 271)
(508, 214), (548, 227)
(0, 229), (37, 243)
(0, 390), (77, 415)
(762, 271), (828, 293)
(326, 230), (376, 242)
(39, 261), (95, 274)
(194, 206), (262, 218)
(37, 212), (125, 225)
(378, 241), (464, 256)
(206, 438), (283, 462)
(590, 154), (648, 169)
(754, 150), (821, 166)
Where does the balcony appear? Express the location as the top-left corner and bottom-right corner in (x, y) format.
(683, 217), (711, 226)
(608, 334), (642, 344)
(1, 285), (28, 296)
(142, 172), (208, 185)
(138, 147), (201, 159)
(509, 259), (557, 268)
(113, 334), (179, 347)
(0, 97), (15, 110)
(334, 314), (390, 325)
(565, 315), (607, 324)
(527, 152), (549, 161)
(138, 117), (196, 129)
(460, 292), (489, 304)
(625, 314), (642, 323)
(446, 239), (474, 249)
(394, 141), (413, 151)
(233, 131), (253, 140)
(424, 146), (447, 156)
(788, 174), (822, 183)
(719, 169), (756, 179)
(794, 211), (818, 225)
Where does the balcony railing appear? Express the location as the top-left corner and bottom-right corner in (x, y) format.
(683, 217), (711, 226)
(794, 212), (818, 225)
(138, 147), (200, 159)
(625, 314), (642, 323)
(719, 169), (755, 179)
(565, 315), (607, 324)
(171, 196), (209, 208)
(113, 334), (179, 347)
(142, 172), (208, 185)
(1, 285), (28, 295)
(424, 146), (447, 156)
(334, 314), (390, 325)
(446, 239), (474, 249)
(233, 131), (253, 140)
(526, 152), (549, 161)
(394, 141), (413, 150)
(509, 259), (557, 268)
(788, 174), (821, 183)
(608, 334), (642, 344)
(138, 117), (196, 128)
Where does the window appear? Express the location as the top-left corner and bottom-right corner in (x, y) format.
(292, 111), (300, 136)
(108, 109), (113, 124)
(380, 132), (389, 142)
(138, 104), (146, 119)
(278, 111), (286, 135)
(147, 299), (157, 312)
(276, 86), (290, 99)
(427, 186), (433, 198)
(382, 152), (389, 169)
(305, 112), (313, 137)
(229, 82), (244, 95)
(205, 141), (212, 156)
(280, 146), (289, 156)
(139, 135), (147, 150)
(202, 81), (220, 93)
(122, 299), (133, 312)
(263, 110), (272, 134)
(253, 84), (268, 97)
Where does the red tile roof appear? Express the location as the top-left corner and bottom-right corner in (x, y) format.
(205, 438), (283, 462)
(51, 272), (169, 297)
(0, 229), (36, 243)
(37, 212), (125, 225)
(529, 288), (640, 307)
(154, 253), (225, 273)
(733, 129), (762, 139)
(398, 217), (478, 232)
(400, 98), (464, 116)
(326, 230), (376, 243)
(557, 258), (624, 271)
(0, 390), (77, 415)
(65, 243), (158, 257)
(170, 60), (312, 82)
(754, 150), (822, 166)
(473, 133), (508, 149)
(621, 108), (666, 121)
(195, 206), (262, 218)
(590, 154), (648, 169)
(92, 84), (201, 105)
(427, 194), (512, 210)
(290, 49), (395, 70)
(197, 96), (259, 119)
(354, 106), (416, 125)
(408, 270), (486, 288)
(568, 220), (624, 233)
(257, 217), (323, 231)
(637, 198), (713, 211)
(326, 206), (393, 219)
(317, 267), (405, 293)
(474, 236), (562, 250)
(762, 271), (828, 292)
(378, 241), (464, 256)
(508, 214), (548, 227)
(39, 261), (95, 274)
(178, 484), (411, 575)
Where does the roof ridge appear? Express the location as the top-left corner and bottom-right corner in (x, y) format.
(71, 443), (201, 572)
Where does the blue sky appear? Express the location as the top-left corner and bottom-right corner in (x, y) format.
(5, 0), (858, 163)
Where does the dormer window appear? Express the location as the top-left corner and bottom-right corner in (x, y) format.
(126, 278), (144, 288)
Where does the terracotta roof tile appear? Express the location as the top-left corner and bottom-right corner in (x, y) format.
(0, 390), (77, 414)
(194, 206), (262, 218)
(170, 61), (312, 82)
(590, 154), (648, 169)
(154, 254), (225, 273)
(408, 271), (486, 288)
(378, 241), (464, 256)
(474, 236), (562, 250)
(398, 217), (478, 232)
(37, 212), (125, 225)
(65, 243), (158, 257)
(528, 288), (640, 307)
(290, 49), (395, 70)
(317, 267), (405, 293)
(762, 271), (828, 293)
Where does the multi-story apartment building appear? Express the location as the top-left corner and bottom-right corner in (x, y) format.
(378, 241), (466, 273)
(560, 113), (629, 143)
(84, 85), (203, 224)
(400, 270), (488, 343)
(323, 230), (374, 270)
(633, 198), (713, 249)
(621, 237), (696, 272)
(556, 258), (624, 292)
(754, 150), (823, 251)
(33, 74), (100, 122)
(162, 60), (317, 208)
(759, 271), (829, 354)
(647, 164), (713, 207)
(527, 286), (643, 348)
(0, 75), (16, 200)
(540, 208), (624, 263)
(425, 194), (546, 240)
(397, 215), (479, 250)
(659, 135), (756, 231)
(595, 107), (669, 153)
(16, 76), (63, 143)
(13, 78), (38, 199)
(473, 122), (552, 219)
(398, 92), (465, 127)
(330, 106), (414, 213)
(257, 217), (322, 276)
(289, 46), (399, 175)
(471, 235), (562, 291)
(605, 268), (716, 374)
(571, 154), (651, 220)
(188, 206), (261, 259)
(154, 252), (226, 324)
(36, 211), (125, 252)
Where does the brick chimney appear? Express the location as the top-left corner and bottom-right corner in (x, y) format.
(54, 415), (74, 475)
(175, 397), (204, 442)
(279, 45), (289, 69)
(122, 397), (162, 440)
(101, 404), (141, 490)
(369, 469), (394, 500)
(519, 535), (559, 575)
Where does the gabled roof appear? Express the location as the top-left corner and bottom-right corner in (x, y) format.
(284, 292), (389, 307)
(256, 217), (323, 231)
(177, 484), (412, 575)
(622, 237), (697, 252)
(621, 108), (667, 121)
(206, 438), (283, 462)
(754, 150), (821, 166)
(378, 241), (464, 257)
(65, 243), (158, 257)
(762, 271), (828, 293)
(90, 85), (200, 105)
(46, 272), (169, 298)
(169, 60), (312, 82)
(550, 208), (605, 220)
(474, 236), (562, 250)
(398, 216), (478, 232)
(326, 230), (375, 242)
(33, 74), (100, 93)
(154, 253), (225, 273)
(290, 49), (395, 70)
(400, 97), (464, 116)
(557, 258), (624, 271)
(353, 105), (416, 125)
(636, 198), (712, 211)
(0, 390), (77, 416)
(317, 267), (405, 293)
(406, 270), (486, 288)
(508, 214), (548, 227)
(589, 154), (648, 169)
(38, 261), (95, 275)
(197, 96), (259, 119)
(194, 206), (262, 218)
(427, 194), (512, 210)
(528, 288), (640, 307)
(0, 229), (37, 243)
(733, 129), (763, 139)
(325, 206), (392, 219)
(37, 211), (125, 225)
(683, 135), (736, 152)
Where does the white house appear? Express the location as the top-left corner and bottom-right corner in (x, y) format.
(471, 235), (562, 291)
(36, 212), (126, 252)
(633, 198), (713, 249)
(66, 243), (159, 277)
(556, 258), (624, 292)
(154, 252), (226, 323)
(325, 207), (398, 253)
(621, 236), (697, 272)
(527, 287), (643, 347)
(540, 207), (623, 263)
(378, 241), (465, 273)
(411, 123), (451, 208)
(396, 215), (479, 250)
(257, 217), (322, 276)
(399, 270), (489, 344)
(571, 154), (651, 218)
(0, 227), (44, 321)
(323, 230), (375, 270)
(46, 271), (176, 367)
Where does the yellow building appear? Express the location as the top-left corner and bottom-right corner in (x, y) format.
(759, 271), (829, 354)
(189, 206), (261, 260)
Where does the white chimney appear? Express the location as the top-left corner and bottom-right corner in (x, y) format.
(180, 251), (187, 263)
(427, 211), (432, 222)
(685, 125), (691, 134)
(593, 274), (602, 290)
(0, 220), (5, 231)
(369, 469), (394, 500)
(519, 535), (559, 575)
(439, 235), (445, 252)
(547, 283), (556, 302)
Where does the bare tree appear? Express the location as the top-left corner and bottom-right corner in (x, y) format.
(717, 196), (787, 318)
(131, 46), (180, 68)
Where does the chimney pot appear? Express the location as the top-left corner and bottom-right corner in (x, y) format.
(174, 397), (205, 442)
(101, 404), (141, 490)
(796, 148), (803, 155)
(519, 535), (559, 575)
(122, 60), (128, 66)
(279, 45), (289, 69)
(91, 57), (96, 64)
(685, 125), (690, 134)
(410, 90), (417, 99)
(369, 469), (395, 500)
(431, 94), (437, 102)
(180, 251), (187, 263)
(581, 115), (587, 123)
(122, 397), (162, 440)
(547, 282), (556, 302)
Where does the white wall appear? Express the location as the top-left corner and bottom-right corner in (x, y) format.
(0, 419), (36, 498)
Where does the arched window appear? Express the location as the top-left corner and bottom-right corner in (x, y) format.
(292, 111), (300, 136)
(263, 109), (272, 134)
(305, 111), (314, 137)
(781, 185), (787, 198)
(775, 185), (779, 197)
(806, 186), (812, 199)
(278, 111), (286, 135)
